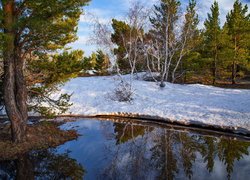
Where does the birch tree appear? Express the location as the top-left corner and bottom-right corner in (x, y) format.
(171, 0), (200, 83)
(147, 0), (199, 86)
(149, 0), (181, 86)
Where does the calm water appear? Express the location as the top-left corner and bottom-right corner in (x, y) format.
(0, 118), (250, 180)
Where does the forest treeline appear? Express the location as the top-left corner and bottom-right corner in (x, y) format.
(5, 0), (247, 87)
(91, 0), (250, 85)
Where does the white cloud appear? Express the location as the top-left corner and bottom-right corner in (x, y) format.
(197, 0), (250, 27)
(71, 0), (250, 55)
(80, 8), (114, 24)
(68, 35), (97, 56)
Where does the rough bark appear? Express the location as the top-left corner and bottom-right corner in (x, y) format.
(3, 0), (28, 143)
(15, 46), (28, 121)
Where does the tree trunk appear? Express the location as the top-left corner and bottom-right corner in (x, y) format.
(3, 1), (28, 143)
(232, 36), (237, 85)
(212, 49), (217, 85)
(15, 46), (28, 121)
(232, 61), (236, 85)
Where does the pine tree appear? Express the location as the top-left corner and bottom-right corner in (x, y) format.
(174, 0), (200, 83)
(149, 0), (181, 84)
(95, 50), (109, 73)
(225, 0), (250, 84)
(82, 56), (92, 71)
(28, 50), (84, 117)
(90, 52), (97, 69)
(214, 24), (234, 81)
(0, 0), (89, 143)
(149, 0), (181, 50)
(183, 0), (199, 42)
(111, 19), (131, 72)
(111, 19), (144, 73)
(204, 1), (221, 85)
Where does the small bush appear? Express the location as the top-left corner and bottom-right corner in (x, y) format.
(110, 81), (134, 102)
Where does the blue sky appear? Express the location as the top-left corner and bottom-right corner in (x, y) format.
(69, 0), (250, 56)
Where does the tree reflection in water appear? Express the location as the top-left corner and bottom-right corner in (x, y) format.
(0, 149), (85, 179)
(100, 121), (250, 180)
(101, 122), (154, 179)
(0, 119), (249, 180)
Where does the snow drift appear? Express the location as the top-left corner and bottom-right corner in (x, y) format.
(54, 74), (250, 133)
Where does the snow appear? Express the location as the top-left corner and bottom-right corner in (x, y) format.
(54, 74), (250, 132)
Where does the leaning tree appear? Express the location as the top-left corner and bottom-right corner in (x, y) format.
(0, 0), (89, 143)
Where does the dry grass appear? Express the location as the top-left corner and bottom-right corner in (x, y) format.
(179, 76), (250, 89)
(214, 81), (250, 89)
(0, 121), (78, 160)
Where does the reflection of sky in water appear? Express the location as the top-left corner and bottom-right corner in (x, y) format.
(58, 120), (117, 179)
(191, 153), (250, 180)
(1, 119), (250, 179)
(192, 154), (226, 179)
(56, 119), (250, 180)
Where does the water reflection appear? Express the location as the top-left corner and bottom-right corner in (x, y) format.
(0, 149), (85, 179)
(97, 120), (250, 180)
(149, 129), (250, 180)
(1, 119), (250, 180)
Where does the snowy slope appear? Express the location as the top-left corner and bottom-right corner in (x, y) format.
(55, 75), (250, 131)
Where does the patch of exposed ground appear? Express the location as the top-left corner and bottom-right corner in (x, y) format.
(0, 121), (78, 160)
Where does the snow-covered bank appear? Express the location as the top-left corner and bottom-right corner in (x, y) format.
(55, 75), (250, 132)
